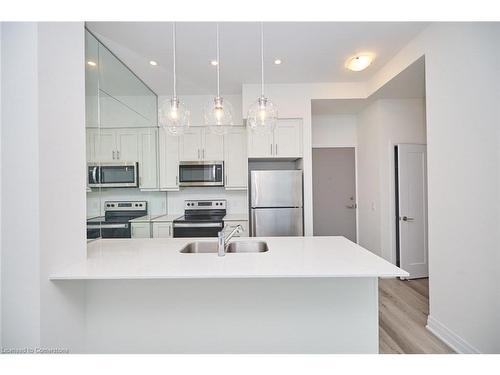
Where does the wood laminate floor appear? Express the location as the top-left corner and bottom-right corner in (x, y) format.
(379, 277), (454, 354)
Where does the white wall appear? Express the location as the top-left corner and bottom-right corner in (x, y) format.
(311, 114), (357, 148)
(356, 99), (426, 262)
(1, 22), (41, 349)
(368, 23), (500, 354)
(1, 22), (87, 352)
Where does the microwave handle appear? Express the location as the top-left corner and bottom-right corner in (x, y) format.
(92, 166), (98, 184)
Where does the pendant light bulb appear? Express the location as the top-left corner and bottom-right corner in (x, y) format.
(247, 22), (278, 133)
(204, 23), (234, 134)
(159, 22), (190, 136)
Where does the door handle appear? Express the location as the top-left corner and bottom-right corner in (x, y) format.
(401, 216), (414, 222)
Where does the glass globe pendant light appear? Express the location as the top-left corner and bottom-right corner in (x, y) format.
(204, 23), (234, 135)
(247, 22), (278, 133)
(159, 22), (190, 135)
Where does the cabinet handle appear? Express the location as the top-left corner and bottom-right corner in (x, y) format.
(198, 149), (200, 159)
(275, 144), (278, 155)
(169, 226), (171, 237)
(270, 144), (273, 155)
(112, 151), (115, 160)
(117, 150), (120, 159)
(175, 175), (178, 186)
(203, 149), (205, 159)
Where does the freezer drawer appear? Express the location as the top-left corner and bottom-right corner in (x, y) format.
(251, 207), (303, 237)
(251, 170), (303, 208)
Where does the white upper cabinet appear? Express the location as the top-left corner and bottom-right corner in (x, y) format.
(86, 127), (158, 190)
(247, 119), (303, 158)
(158, 128), (180, 191)
(179, 127), (224, 161)
(273, 119), (303, 158)
(224, 127), (247, 190)
(203, 130), (224, 161)
(247, 127), (274, 158)
(136, 128), (158, 190)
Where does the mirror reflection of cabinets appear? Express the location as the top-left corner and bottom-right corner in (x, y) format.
(85, 29), (159, 191)
(85, 30), (157, 128)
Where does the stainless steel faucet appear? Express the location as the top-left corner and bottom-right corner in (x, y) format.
(217, 224), (243, 257)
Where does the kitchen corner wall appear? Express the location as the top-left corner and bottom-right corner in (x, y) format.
(368, 23), (500, 354)
(1, 22), (87, 352)
(356, 98), (426, 262)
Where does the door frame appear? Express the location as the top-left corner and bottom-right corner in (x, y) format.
(311, 145), (359, 243)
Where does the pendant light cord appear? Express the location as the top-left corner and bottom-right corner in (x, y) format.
(172, 22), (177, 99)
(260, 22), (264, 97)
(216, 23), (220, 98)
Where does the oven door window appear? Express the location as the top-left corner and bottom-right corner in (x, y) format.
(180, 165), (218, 184)
(101, 166), (136, 184)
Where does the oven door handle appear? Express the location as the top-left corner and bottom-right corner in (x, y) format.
(87, 223), (129, 229)
(173, 223), (223, 228)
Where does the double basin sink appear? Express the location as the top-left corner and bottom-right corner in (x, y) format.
(180, 240), (269, 254)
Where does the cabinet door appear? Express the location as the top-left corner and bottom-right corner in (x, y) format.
(179, 127), (202, 161)
(224, 127), (247, 189)
(92, 129), (116, 162)
(138, 128), (158, 190)
(159, 128), (180, 191)
(116, 129), (139, 162)
(247, 127), (274, 158)
(224, 220), (249, 237)
(203, 129), (224, 161)
(131, 223), (151, 238)
(274, 119), (303, 158)
(152, 222), (173, 238)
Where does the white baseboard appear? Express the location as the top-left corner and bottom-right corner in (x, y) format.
(426, 315), (480, 354)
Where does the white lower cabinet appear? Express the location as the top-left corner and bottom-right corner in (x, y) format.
(224, 220), (249, 237)
(152, 222), (173, 238)
(131, 223), (151, 238)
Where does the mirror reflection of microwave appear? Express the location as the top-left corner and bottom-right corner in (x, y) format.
(88, 162), (139, 188)
(178, 161), (224, 187)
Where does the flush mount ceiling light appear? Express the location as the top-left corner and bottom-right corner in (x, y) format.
(345, 54), (374, 72)
(149, 60), (158, 66)
(274, 59), (282, 65)
(247, 22), (278, 134)
(158, 23), (190, 136)
(210, 60), (218, 66)
(204, 23), (234, 135)
(87, 61), (97, 67)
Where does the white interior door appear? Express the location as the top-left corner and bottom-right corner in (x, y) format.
(397, 144), (428, 279)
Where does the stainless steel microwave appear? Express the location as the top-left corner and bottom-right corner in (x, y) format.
(179, 161), (224, 187)
(88, 162), (139, 188)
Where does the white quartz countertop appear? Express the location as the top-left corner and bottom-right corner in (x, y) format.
(50, 236), (408, 280)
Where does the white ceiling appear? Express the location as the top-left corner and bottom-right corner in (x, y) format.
(86, 22), (429, 95)
(311, 56), (426, 116)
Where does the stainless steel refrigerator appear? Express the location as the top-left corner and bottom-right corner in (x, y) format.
(250, 170), (303, 236)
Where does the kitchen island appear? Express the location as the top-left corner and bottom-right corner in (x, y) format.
(51, 237), (407, 353)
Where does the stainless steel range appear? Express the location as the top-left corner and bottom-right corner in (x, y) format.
(173, 199), (226, 238)
(87, 201), (147, 239)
